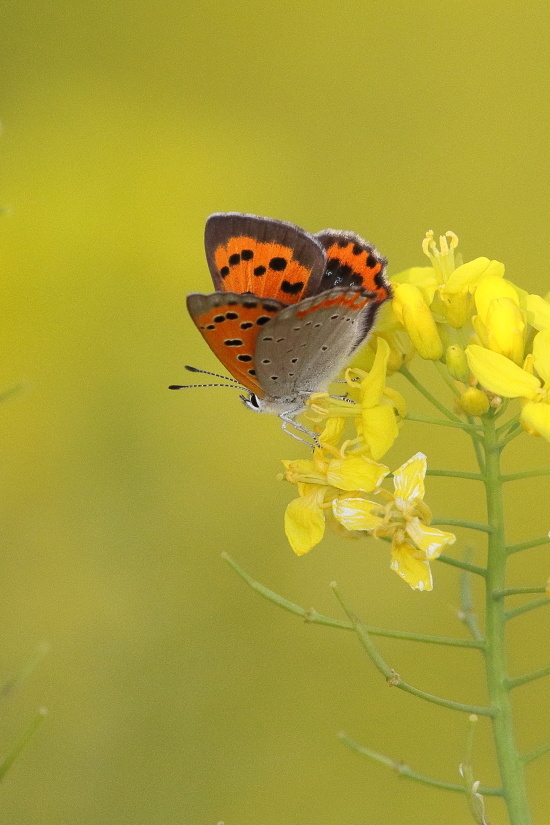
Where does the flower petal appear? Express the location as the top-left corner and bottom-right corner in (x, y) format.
(405, 517), (455, 559)
(466, 344), (541, 399)
(326, 455), (389, 492)
(360, 337), (390, 408)
(284, 489), (326, 556)
(318, 416), (346, 447)
(444, 258), (504, 295)
(332, 497), (384, 531)
(391, 266), (438, 304)
(521, 401), (550, 441)
(390, 540), (433, 591)
(524, 293), (550, 331)
(392, 452), (427, 504)
(475, 275), (519, 323)
(533, 329), (550, 386)
(361, 404), (399, 461)
(393, 284), (443, 360)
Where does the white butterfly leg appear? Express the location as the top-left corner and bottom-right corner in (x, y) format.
(279, 413), (320, 448)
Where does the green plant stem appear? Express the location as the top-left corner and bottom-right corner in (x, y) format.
(481, 417), (532, 824)
(427, 469), (484, 481)
(331, 585), (493, 716)
(405, 412), (480, 433)
(399, 365), (467, 425)
(0, 709), (47, 782)
(493, 586), (548, 597)
(501, 468), (550, 481)
(460, 565), (484, 642)
(505, 597), (550, 621)
(338, 732), (503, 796)
(222, 553), (483, 648)
(506, 535), (550, 555)
(437, 554), (487, 577)
(432, 518), (493, 534)
(522, 739), (550, 765)
(507, 664), (550, 689)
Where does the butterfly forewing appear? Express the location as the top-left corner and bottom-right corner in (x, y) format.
(314, 229), (391, 304)
(204, 213), (327, 305)
(254, 288), (376, 401)
(186, 292), (286, 395)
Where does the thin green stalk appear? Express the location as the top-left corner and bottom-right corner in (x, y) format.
(481, 417), (532, 824)
(507, 664), (550, 690)
(437, 554), (487, 577)
(332, 585), (493, 716)
(338, 732), (503, 796)
(427, 469), (484, 481)
(501, 468), (550, 482)
(493, 586), (548, 598)
(459, 565), (484, 642)
(506, 536), (550, 555)
(505, 597), (550, 621)
(433, 359), (462, 397)
(432, 518), (493, 534)
(222, 553), (483, 648)
(522, 739), (550, 765)
(0, 709), (47, 782)
(470, 423), (486, 473)
(500, 425), (524, 448)
(399, 365), (466, 424)
(496, 412), (521, 436)
(405, 412), (480, 433)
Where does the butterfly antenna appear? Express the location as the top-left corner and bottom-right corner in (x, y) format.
(169, 383), (246, 390)
(184, 365), (240, 383)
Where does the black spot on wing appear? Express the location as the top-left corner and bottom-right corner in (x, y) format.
(281, 280), (304, 295)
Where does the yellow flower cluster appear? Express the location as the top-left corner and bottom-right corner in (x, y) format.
(282, 337), (454, 590)
(282, 230), (549, 589)
(355, 230), (550, 436)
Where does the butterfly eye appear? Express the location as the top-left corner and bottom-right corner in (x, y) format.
(240, 392), (261, 411)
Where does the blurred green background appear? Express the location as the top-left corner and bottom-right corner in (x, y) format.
(0, 0), (549, 822)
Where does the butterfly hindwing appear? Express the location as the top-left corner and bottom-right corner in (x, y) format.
(186, 292), (286, 395)
(314, 229), (391, 304)
(204, 213), (327, 305)
(254, 288), (377, 401)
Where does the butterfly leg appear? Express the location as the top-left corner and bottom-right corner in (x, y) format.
(279, 413), (320, 448)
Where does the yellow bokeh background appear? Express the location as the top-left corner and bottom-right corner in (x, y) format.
(0, 1), (549, 822)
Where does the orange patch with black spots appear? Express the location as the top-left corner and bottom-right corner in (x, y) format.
(213, 236), (311, 304)
(192, 299), (283, 395)
(323, 241), (390, 303)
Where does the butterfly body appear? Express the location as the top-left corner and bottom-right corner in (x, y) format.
(182, 214), (392, 421)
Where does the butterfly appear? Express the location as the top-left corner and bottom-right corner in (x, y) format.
(171, 213), (392, 438)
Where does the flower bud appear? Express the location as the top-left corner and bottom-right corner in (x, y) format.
(485, 297), (525, 365)
(446, 345), (470, 382)
(392, 284), (443, 361)
(459, 387), (490, 417)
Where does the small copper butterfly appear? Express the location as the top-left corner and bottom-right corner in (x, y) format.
(171, 213), (391, 433)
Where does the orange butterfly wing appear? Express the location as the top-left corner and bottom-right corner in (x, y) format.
(186, 292), (285, 396)
(314, 230), (392, 304)
(204, 213), (327, 305)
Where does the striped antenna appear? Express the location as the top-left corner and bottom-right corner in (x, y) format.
(169, 383), (245, 390)
(184, 365), (240, 383)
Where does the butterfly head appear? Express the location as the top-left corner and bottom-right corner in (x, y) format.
(239, 390), (307, 416)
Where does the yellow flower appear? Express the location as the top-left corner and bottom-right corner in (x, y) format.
(282, 450), (389, 556)
(473, 276), (525, 364)
(390, 231), (506, 360)
(333, 453), (456, 591)
(392, 283), (443, 360)
(308, 337), (406, 461)
(466, 331), (550, 440)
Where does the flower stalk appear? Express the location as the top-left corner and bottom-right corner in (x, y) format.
(480, 416), (532, 825)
